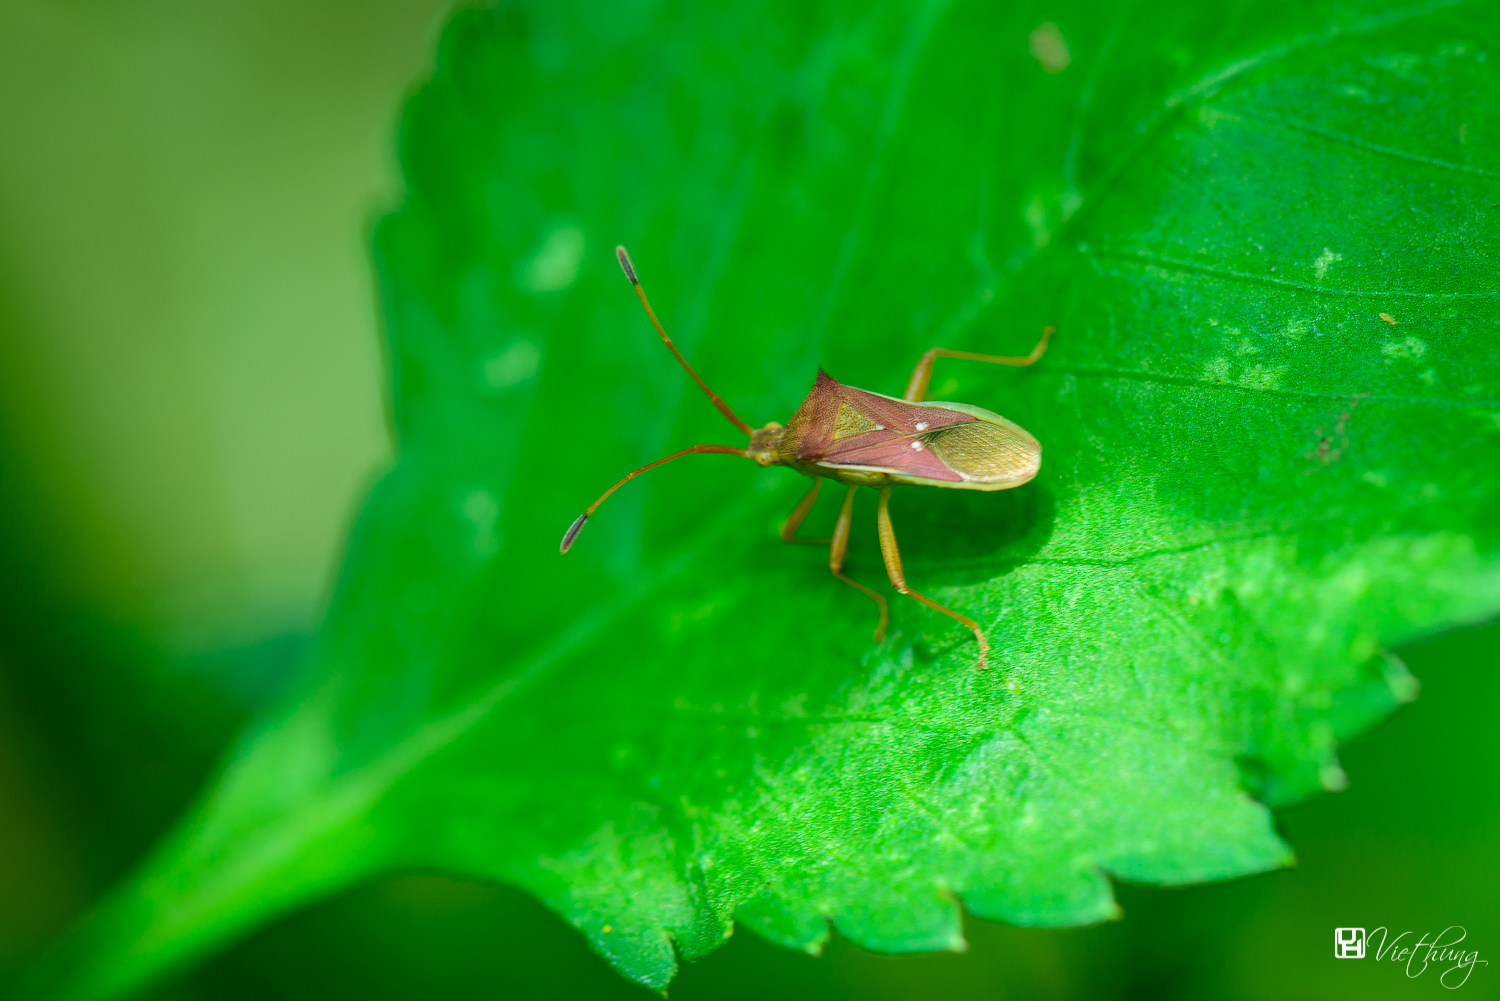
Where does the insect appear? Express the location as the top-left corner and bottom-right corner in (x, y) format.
(560, 246), (1053, 669)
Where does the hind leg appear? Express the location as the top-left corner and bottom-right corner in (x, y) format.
(875, 486), (988, 668)
(903, 326), (1054, 402)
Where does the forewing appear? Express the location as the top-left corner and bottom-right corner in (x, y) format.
(788, 374), (1038, 487)
(837, 385), (973, 435)
(820, 384), (974, 468)
(824, 431), (964, 481)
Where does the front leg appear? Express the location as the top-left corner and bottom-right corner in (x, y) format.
(780, 479), (830, 545)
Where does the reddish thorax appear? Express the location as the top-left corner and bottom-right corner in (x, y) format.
(747, 369), (976, 483)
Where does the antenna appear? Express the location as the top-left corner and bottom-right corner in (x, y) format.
(559, 443), (749, 553)
(616, 245), (754, 436)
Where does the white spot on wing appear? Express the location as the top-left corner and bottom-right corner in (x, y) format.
(914, 421), (928, 431)
(910, 440), (924, 450)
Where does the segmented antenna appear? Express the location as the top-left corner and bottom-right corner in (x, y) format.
(616, 245), (754, 436)
(559, 443), (749, 553)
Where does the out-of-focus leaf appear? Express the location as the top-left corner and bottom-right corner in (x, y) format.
(27, 0), (1500, 996)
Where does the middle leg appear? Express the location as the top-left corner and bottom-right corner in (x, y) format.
(875, 486), (989, 668)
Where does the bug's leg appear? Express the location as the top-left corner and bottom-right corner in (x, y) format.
(780, 479), (831, 545)
(903, 326), (1056, 402)
(875, 486), (989, 668)
(829, 484), (889, 641)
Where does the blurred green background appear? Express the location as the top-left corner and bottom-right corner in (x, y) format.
(0, 2), (1493, 999)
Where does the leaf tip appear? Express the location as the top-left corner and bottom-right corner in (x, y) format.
(560, 513), (588, 553)
(616, 245), (638, 284)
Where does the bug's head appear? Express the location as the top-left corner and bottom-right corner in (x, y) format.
(746, 422), (787, 467)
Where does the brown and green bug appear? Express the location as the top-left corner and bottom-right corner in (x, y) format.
(561, 246), (1052, 669)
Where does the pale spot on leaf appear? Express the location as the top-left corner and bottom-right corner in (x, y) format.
(1237, 364), (1284, 390)
(1024, 192), (1051, 248)
(1381, 336), (1426, 361)
(483, 339), (542, 389)
(1312, 247), (1341, 279)
(462, 489), (500, 557)
(1202, 357), (1231, 382)
(522, 225), (585, 292)
(1198, 105), (1235, 129)
(1027, 22), (1070, 73)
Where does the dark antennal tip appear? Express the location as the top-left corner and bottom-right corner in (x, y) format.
(615, 245), (639, 285)
(559, 513), (588, 554)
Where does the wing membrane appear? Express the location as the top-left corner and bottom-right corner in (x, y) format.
(920, 419), (1038, 483)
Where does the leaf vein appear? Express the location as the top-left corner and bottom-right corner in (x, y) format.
(1088, 247), (1500, 300)
(1048, 364), (1500, 408)
(1235, 108), (1500, 179)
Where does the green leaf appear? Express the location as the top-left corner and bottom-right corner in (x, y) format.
(27, 0), (1500, 996)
